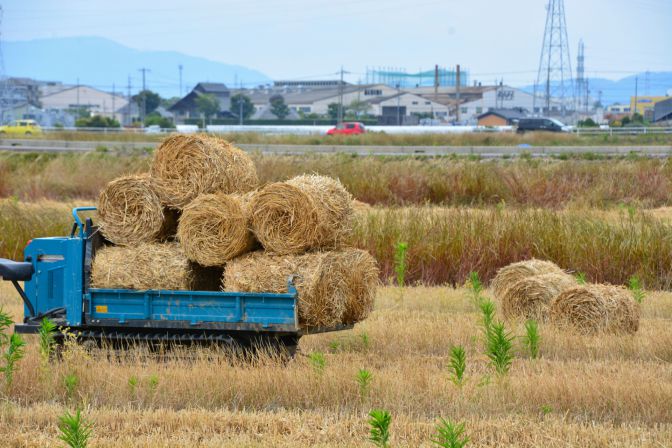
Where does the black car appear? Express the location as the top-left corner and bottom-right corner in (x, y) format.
(516, 118), (567, 133)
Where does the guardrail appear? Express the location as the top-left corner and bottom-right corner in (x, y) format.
(573, 127), (672, 135)
(33, 125), (672, 136)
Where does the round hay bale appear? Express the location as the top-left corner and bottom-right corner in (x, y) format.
(500, 272), (576, 321)
(339, 249), (379, 324)
(249, 174), (353, 254)
(150, 134), (258, 209)
(549, 284), (640, 334)
(223, 248), (377, 327)
(97, 173), (175, 246)
(91, 242), (221, 291)
(491, 259), (565, 299)
(177, 192), (256, 266)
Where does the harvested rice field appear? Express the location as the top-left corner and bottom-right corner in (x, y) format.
(0, 282), (670, 447)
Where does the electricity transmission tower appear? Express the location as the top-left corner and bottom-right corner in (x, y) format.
(535, 0), (574, 115)
(576, 39), (589, 113)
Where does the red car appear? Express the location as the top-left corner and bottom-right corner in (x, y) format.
(326, 122), (366, 136)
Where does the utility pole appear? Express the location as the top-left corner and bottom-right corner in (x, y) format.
(337, 66), (347, 126)
(396, 83), (401, 126)
(433, 64), (439, 120)
(76, 77), (80, 111)
(126, 76), (131, 126)
(633, 76), (639, 118)
(138, 67), (150, 126)
(239, 97), (243, 126)
(456, 64), (461, 123)
(111, 82), (116, 122)
(178, 64), (183, 96)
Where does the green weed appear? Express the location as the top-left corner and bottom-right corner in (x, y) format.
(368, 409), (391, 448)
(523, 319), (540, 359)
(486, 322), (514, 376)
(431, 418), (469, 448)
(58, 408), (93, 448)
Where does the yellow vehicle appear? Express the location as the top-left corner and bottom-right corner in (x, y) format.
(0, 119), (42, 136)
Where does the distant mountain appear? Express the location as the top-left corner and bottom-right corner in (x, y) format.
(3, 36), (272, 97)
(520, 72), (672, 106)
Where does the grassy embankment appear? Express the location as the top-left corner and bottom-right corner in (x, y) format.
(0, 283), (670, 446)
(7, 129), (672, 146)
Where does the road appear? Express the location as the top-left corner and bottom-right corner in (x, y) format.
(1, 139), (671, 157)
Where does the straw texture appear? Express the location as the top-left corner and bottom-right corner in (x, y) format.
(491, 259), (566, 299)
(500, 272), (577, 321)
(249, 175), (353, 254)
(223, 248), (377, 327)
(150, 134), (258, 208)
(549, 284), (640, 334)
(177, 192), (256, 266)
(91, 242), (222, 291)
(97, 173), (173, 246)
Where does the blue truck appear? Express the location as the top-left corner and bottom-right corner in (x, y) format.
(0, 207), (350, 353)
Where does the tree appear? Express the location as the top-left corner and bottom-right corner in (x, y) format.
(327, 102), (341, 120)
(347, 99), (371, 117)
(230, 94), (254, 120)
(132, 90), (161, 115)
(269, 95), (290, 120)
(75, 115), (120, 128)
(578, 117), (598, 127)
(195, 93), (221, 122)
(145, 111), (175, 128)
(160, 96), (181, 109)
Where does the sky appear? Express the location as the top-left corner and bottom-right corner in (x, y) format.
(4, 0), (672, 87)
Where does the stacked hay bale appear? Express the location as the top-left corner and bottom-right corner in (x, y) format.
(92, 134), (378, 329)
(91, 242), (222, 291)
(492, 259), (640, 334)
(224, 173), (378, 327)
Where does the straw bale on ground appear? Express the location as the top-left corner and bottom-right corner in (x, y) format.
(549, 284), (640, 334)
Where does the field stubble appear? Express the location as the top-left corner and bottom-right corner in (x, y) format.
(0, 283), (670, 446)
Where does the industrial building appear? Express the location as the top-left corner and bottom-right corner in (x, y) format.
(40, 85), (129, 122)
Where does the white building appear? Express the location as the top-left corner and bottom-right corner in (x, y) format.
(456, 86), (565, 124)
(40, 86), (129, 122)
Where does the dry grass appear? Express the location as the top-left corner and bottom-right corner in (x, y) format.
(177, 192), (256, 266)
(0, 282), (671, 446)
(249, 175), (353, 254)
(150, 134), (258, 208)
(91, 243), (222, 291)
(97, 173), (172, 246)
(8, 200), (672, 289)
(7, 151), (672, 208)
(14, 129), (672, 146)
(223, 249), (378, 327)
(550, 284), (641, 334)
